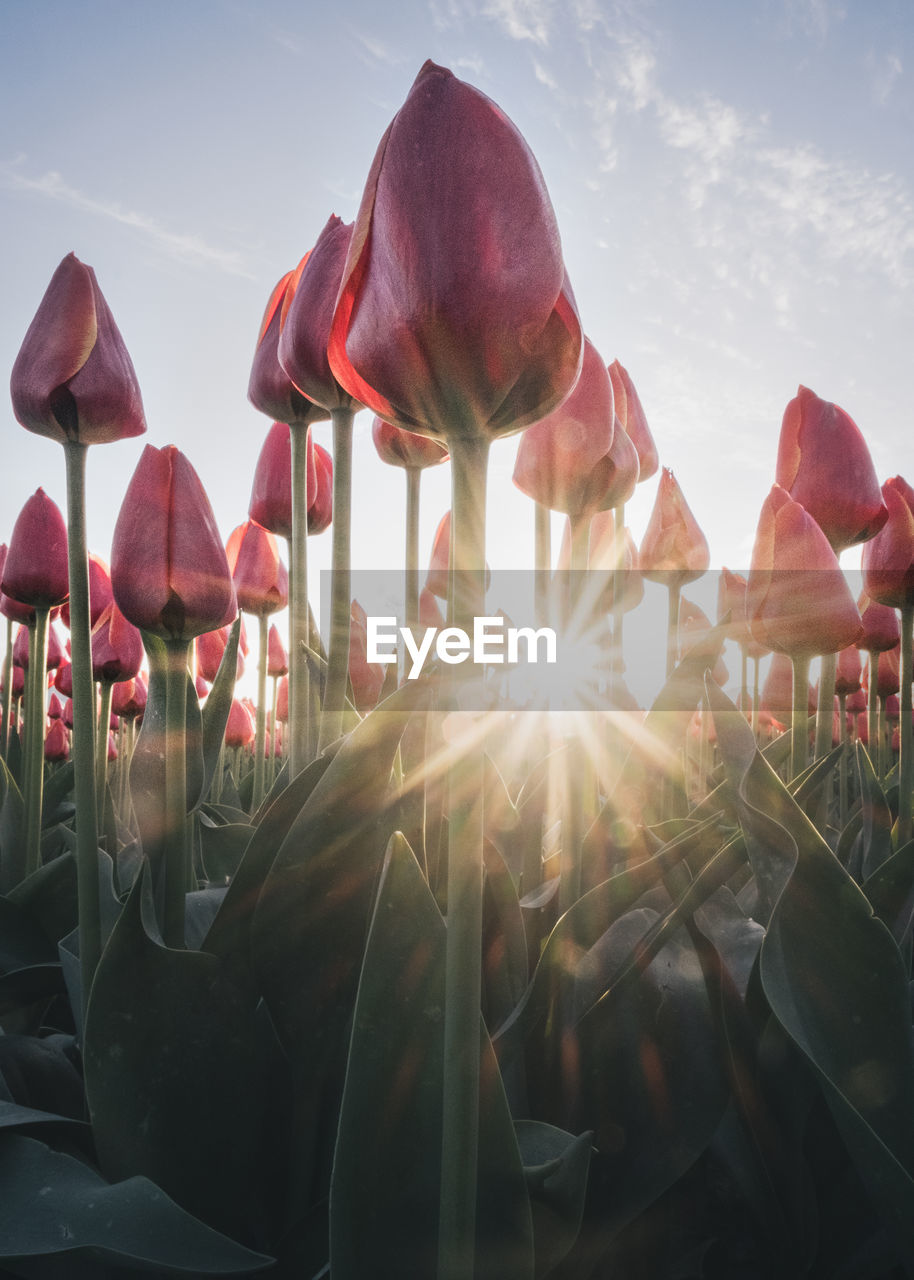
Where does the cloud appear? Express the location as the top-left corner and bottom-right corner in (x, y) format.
(782, 0), (847, 41)
(481, 0), (554, 45)
(868, 50), (903, 106)
(349, 29), (403, 66)
(3, 166), (253, 277)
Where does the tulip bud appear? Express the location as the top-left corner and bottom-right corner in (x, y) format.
(267, 623), (288, 677)
(861, 480), (914, 609)
(607, 360), (659, 483)
(227, 521), (289, 617)
(60, 553), (112, 630)
(328, 60), (582, 442)
(111, 445), (236, 643)
(225, 697), (255, 748)
(248, 421), (318, 540)
(10, 254), (146, 446)
(2, 489), (69, 608)
(371, 417), (449, 470)
(44, 718), (69, 762)
(91, 602), (144, 683)
(248, 270), (331, 429)
(775, 385), (887, 551)
(639, 469), (709, 587)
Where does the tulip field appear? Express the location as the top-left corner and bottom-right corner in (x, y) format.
(4, 58), (914, 1280)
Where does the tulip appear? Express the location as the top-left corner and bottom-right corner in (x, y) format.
(607, 360), (659, 483)
(267, 624), (288, 678)
(775, 385), (887, 552)
(112, 444), (235, 946)
(2, 489), (69, 609)
(277, 215), (364, 752)
(111, 445), (236, 644)
(835, 645), (863, 696)
(372, 418), (449, 471)
(328, 60), (584, 1262)
(60, 554), (112, 630)
(249, 421), (319, 542)
(227, 520), (289, 810)
(249, 266), (330, 781)
(112, 675), (147, 720)
(748, 485), (861, 775)
(44, 718), (69, 762)
(348, 601), (385, 715)
(47, 691), (63, 720)
(196, 625), (245, 685)
(225, 697), (256, 749)
(91, 602), (144, 818)
(639, 468), (710, 676)
(54, 661), (74, 698)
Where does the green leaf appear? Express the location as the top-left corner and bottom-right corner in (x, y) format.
(482, 839), (529, 1035)
(0, 1133), (274, 1273)
(7, 853), (78, 950)
(198, 820), (253, 884)
(514, 1121), (592, 1280)
(708, 679), (914, 1261)
(330, 833), (534, 1280)
(862, 839), (914, 949)
(855, 742), (894, 881)
(83, 864), (277, 1250)
(198, 617), (241, 809)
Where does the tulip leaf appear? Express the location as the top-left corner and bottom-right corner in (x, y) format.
(83, 862), (276, 1249)
(198, 820), (253, 884)
(198, 617), (241, 807)
(0, 1133), (274, 1273)
(330, 832), (534, 1280)
(0, 758), (25, 894)
(707, 679), (914, 1260)
(482, 838), (529, 1035)
(855, 741), (894, 881)
(7, 851), (78, 950)
(862, 839), (914, 950)
(514, 1121), (593, 1279)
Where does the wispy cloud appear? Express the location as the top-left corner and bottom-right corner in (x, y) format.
(349, 29), (403, 66)
(867, 50), (903, 106)
(782, 0), (847, 41)
(481, 0), (553, 45)
(3, 165), (253, 277)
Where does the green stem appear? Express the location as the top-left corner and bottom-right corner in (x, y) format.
(790, 653), (812, 780)
(95, 680), (113, 828)
(900, 604), (913, 846)
(752, 654), (760, 740)
(611, 504), (625, 696)
(163, 641), (190, 949)
(534, 502), (551, 628)
(64, 440), (100, 1026)
(252, 613), (268, 813)
(666, 581), (681, 679)
(405, 466), (421, 639)
(838, 691), (848, 832)
(269, 674), (279, 790)
(319, 406), (354, 752)
(1, 617), (12, 761)
(24, 608), (50, 878)
(439, 433), (489, 1280)
(868, 651), (879, 769)
(815, 651), (836, 760)
(288, 423), (311, 775)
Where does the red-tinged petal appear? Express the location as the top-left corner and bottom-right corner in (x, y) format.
(248, 268), (331, 428)
(308, 443), (333, 535)
(639, 468), (709, 586)
(278, 215), (359, 412)
(231, 520), (289, 617)
(329, 60), (581, 441)
(267, 623), (288, 677)
(91, 602), (144, 683)
(861, 482), (914, 608)
(775, 385), (887, 551)
(608, 360), (658, 483)
(225, 697), (255, 747)
(371, 417), (449, 469)
(856, 595), (900, 653)
(248, 422), (318, 541)
(513, 336), (614, 515)
(112, 445), (236, 642)
(44, 718), (70, 761)
(60, 553), (112, 629)
(835, 644), (863, 695)
(747, 484), (861, 657)
(2, 489), (69, 607)
(11, 254), (145, 445)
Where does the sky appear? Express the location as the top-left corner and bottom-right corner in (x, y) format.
(2, 0), (913, 700)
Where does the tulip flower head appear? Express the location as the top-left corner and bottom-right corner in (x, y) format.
(278, 215), (361, 413)
(371, 417), (449, 470)
(328, 60), (582, 442)
(44, 718), (70, 762)
(308, 443), (333, 535)
(607, 360), (658, 483)
(248, 269), (331, 430)
(90, 602), (144, 684)
(747, 485), (861, 657)
(60, 554), (112, 630)
(639, 468), (709, 587)
(111, 445), (236, 644)
(2, 489), (69, 608)
(861, 479), (914, 609)
(855, 594), (900, 653)
(775, 385), (887, 552)
(267, 623), (288, 678)
(227, 520), (289, 617)
(10, 253), (146, 446)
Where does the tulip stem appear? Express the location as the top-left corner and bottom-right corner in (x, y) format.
(815, 651), (836, 760)
(288, 423), (311, 775)
(899, 604), (913, 845)
(252, 614), (268, 813)
(24, 607), (50, 879)
(319, 406), (354, 752)
(666, 581), (681, 679)
(1, 617), (12, 761)
(534, 501), (551, 628)
(838, 692), (849, 832)
(612, 504), (625, 696)
(163, 640), (189, 949)
(790, 653), (812, 779)
(439, 432), (489, 1280)
(868, 652), (879, 775)
(405, 466), (421, 639)
(64, 440), (101, 1029)
(95, 680), (113, 829)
